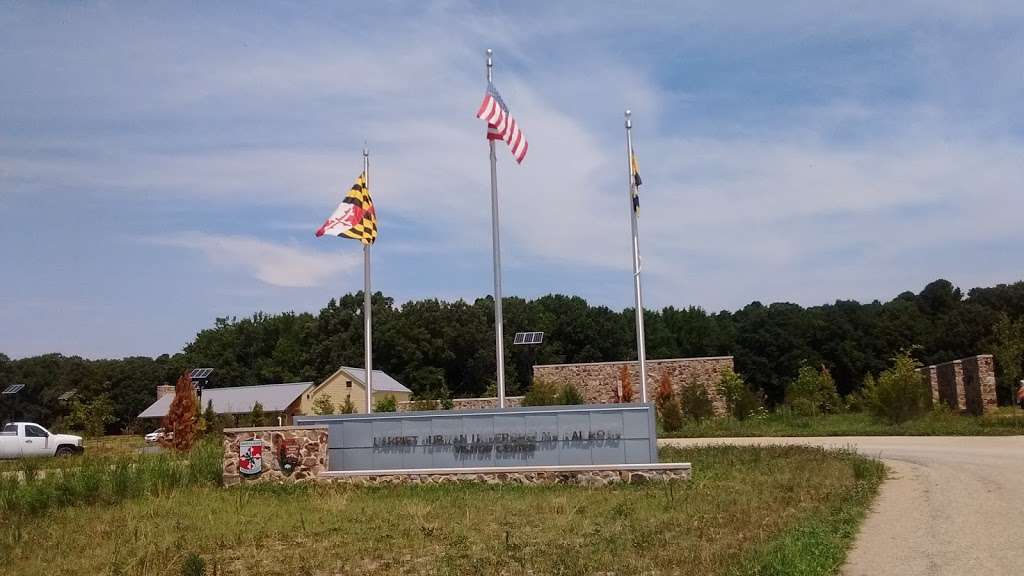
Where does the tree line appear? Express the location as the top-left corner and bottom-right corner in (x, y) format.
(2, 278), (1023, 433)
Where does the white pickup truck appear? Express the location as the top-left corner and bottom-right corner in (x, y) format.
(0, 422), (84, 459)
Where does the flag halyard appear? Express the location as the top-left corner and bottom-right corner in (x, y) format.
(476, 83), (528, 163)
(315, 172), (377, 244)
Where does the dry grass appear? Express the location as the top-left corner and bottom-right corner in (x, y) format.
(1, 446), (883, 576)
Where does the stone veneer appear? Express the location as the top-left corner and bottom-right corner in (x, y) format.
(321, 466), (690, 487)
(223, 425), (328, 486)
(396, 396), (524, 412)
(919, 354), (997, 416)
(532, 357), (734, 416)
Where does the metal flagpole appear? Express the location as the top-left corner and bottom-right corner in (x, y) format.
(363, 146), (373, 413)
(625, 110), (648, 403)
(486, 48), (507, 408)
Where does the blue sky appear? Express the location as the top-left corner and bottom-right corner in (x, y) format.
(2, 2), (1023, 359)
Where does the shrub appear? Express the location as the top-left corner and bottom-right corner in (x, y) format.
(249, 402), (267, 427)
(161, 373), (199, 452)
(786, 363), (842, 416)
(374, 395), (397, 412)
(679, 381), (714, 422)
(202, 400), (221, 436)
(63, 395), (117, 437)
(865, 352), (931, 424)
(717, 369), (760, 420)
(522, 379), (561, 406)
(181, 553), (206, 576)
(660, 396), (683, 432)
(312, 393), (336, 415)
(654, 372), (674, 411)
(339, 396), (357, 414)
(557, 383), (585, 405)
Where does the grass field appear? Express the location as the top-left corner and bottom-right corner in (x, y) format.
(664, 407), (1024, 438)
(0, 434), (146, 473)
(1, 445), (884, 576)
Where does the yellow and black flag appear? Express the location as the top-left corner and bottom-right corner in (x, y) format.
(315, 172), (378, 244)
(630, 152), (641, 215)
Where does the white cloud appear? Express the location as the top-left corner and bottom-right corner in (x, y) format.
(150, 232), (359, 288)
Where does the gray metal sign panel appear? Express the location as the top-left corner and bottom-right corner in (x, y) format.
(295, 403), (657, 472)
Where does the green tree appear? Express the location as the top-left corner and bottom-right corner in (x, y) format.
(63, 395), (117, 437)
(679, 381), (714, 422)
(249, 402), (267, 427)
(339, 396), (357, 414)
(717, 369), (760, 420)
(991, 313), (1024, 403)
(786, 363), (841, 416)
(522, 378), (561, 406)
(202, 400), (221, 436)
(865, 352), (930, 424)
(312, 393), (336, 415)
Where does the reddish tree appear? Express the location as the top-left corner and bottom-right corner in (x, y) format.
(160, 372), (200, 452)
(619, 365), (635, 403)
(654, 371), (674, 413)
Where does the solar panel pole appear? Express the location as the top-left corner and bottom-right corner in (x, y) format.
(625, 110), (648, 403)
(486, 48), (507, 408)
(363, 146), (374, 414)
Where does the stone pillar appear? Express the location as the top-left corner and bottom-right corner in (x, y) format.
(935, 360), (966, 411)
(960, 355), (997, 416)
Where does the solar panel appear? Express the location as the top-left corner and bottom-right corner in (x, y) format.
(2, 384), (25, 395)
(58, 390), (77, 401)
(513, 332), (544, 345)
(190, 368), (214, 379)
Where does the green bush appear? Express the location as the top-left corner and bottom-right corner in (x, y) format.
(717, 369), (761, 420)
(339, 396), (357, 414)
(312, 393), (336, 415)
(865, 352), (931, 424)
(786, 363), (842, 416)
(680, 382), (715, 422)
(557, 384), (585, 405)
(660, 396), (684, 432)
(181, 553), (205, 576)
(522, 379), (561, 406)
(374, 395), (397, 412)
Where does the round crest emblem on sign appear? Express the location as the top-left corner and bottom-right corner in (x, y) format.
(239, 439), (263, 476)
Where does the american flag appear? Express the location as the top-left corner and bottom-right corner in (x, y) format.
(475, 83), (528, 164)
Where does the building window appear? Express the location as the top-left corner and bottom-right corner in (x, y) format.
(346, 381), (352, 388)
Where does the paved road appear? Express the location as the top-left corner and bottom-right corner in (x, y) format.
(660, 436), (1024, 576)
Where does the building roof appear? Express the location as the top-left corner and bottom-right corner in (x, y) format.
(324, 366), (412, 394)
(138, 381), (313, 419)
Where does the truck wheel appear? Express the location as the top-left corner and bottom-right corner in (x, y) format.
(55, 445), (76, 457)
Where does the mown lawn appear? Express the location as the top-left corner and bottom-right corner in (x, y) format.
(663, 408), (1024, 438)
(1, 445), (884, 576)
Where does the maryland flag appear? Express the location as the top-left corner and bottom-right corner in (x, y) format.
(630, 152), (641, 215)
(315, 172), (377, 244)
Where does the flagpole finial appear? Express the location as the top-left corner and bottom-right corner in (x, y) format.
(486, 48), (493, 82)
(625, 109), (632, 129)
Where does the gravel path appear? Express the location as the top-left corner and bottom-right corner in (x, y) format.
(660, 436), (1024, 576)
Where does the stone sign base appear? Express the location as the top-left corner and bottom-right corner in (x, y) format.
(319, 463), (691, 487)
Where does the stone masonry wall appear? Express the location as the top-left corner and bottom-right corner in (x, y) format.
(223, 426), (328, 486)
(396, 396), (524, 412)
(323, 467), (690, 487)
(922, 355), (996, 415)
(532, 356), (734, 416)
